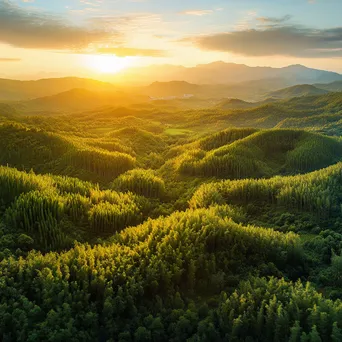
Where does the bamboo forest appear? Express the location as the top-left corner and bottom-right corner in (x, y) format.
(1, 72), (342, 342)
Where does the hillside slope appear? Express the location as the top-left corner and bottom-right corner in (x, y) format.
(267, 84), (330, 100)
(315, 80), (342, 92)
(0, 124), (136, 183)
(17, 88), (149, 113)
(166, 129), (342, 179)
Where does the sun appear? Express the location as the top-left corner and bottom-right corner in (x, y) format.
(84, 54), (134, 74)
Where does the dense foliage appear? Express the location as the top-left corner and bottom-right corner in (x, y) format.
(113, 169), (166, 198)
(171, 130), (342, 179)
(1, 89), (342, 341)
(0, 166), (148, 252)
(190, 162), (342, 222)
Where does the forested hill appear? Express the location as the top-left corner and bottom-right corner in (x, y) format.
(267, 84), (330, 99)
(1, 86), (342, 341)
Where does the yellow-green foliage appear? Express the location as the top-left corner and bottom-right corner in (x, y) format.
(51, 175), (96, 196)
(89, 201), (141, 233)
(5, 191), (67, 250)
(197, 127), (258, 151)
(0, 166), (147, 250)
(164, 128), (257, 159)
(64, 193), (92, 223)
(0, 124), (136, 183)
(286, 133), (341, 171)
(65, 148), (135, 182)
(85, 139), (136, 156)
(113, 169), (166, 198)
(212, 276), (342, 341)
(109, 127), (167, 155)
(0, 206), (306, 341)
(1, 92), (342, 342)
(0, 123), (70, 168)
(190, 162), (342, 219)
(173, 129), (342, 179)
(0, 165), (53, 206)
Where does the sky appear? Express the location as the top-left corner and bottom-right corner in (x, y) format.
(1, 0), (342, 79)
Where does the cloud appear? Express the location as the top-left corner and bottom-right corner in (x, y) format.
(96, 47), (166, 57)
(0, 0), (115, 50)
(256, 15), (292, 24)
(0, 58), (21, 62)
(89, 13), (162, 31)
(186, 26), (342, 58)
(179, 9), (213, 16)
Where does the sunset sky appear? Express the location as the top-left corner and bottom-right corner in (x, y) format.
(1, 0), (342, 79)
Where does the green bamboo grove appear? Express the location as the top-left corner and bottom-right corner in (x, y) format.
(2, 95), (342, 342)
(173, 130), (342, 179)
(0, 166), (148, 250)
(113, 169), (166, 198)
(0, 123), (137, 183)
(5, 191), (66, 251)
(190, 162), (342, 220)
(1, 206), (340, 341)
(65, 148), (135, 182)
(0, 206), (307, 341)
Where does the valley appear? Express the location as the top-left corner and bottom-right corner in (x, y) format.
(1, 66), (342, 341)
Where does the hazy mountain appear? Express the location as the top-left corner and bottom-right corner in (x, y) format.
(1, 62), (341, 104)
(113, 62), (342, 85)
(217, 98), (257, 110)
(315, 80), (342, 92)
(0, 77), (116, 101)
(0, 103), (17, 116)
(267, 84), (331, 100)
(17, 88), (149, 112)
(139, 78), (297, 101)
(143, 81), (201, 97)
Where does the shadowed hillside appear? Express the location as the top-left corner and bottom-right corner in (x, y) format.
(165, 129), (342, 179)
(216, 98), (258, 110)
(267, 84), (330, 99)
(190, 162), (342, 233)
(0, 123), (136, 183)
(315, 80), (342, 92)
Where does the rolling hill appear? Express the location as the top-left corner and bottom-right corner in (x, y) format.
(16, 88), (150, 112)
(315, 80), (342, 92)
(165, 129), (342, 180)
(2, 79), (342, 341)
(0, 123), (136, 183)
(217, 98), (259, 109)
(0, 103), (17, 116)
(267, 84), (330, 99)
(0, 77), (117, 101)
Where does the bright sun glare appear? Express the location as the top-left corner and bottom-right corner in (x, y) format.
(85, 55), (134, 74)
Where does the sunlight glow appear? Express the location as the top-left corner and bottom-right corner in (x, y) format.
(84, 55), (135, 74)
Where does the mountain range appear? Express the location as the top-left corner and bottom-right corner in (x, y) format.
(112, 62), (342, 85)
(1, 62), (342, 108)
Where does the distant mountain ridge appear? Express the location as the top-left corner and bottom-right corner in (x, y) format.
(17, 88), (149, 112)
(113, 62), (342, 86)
(314, 81), (342, 92)
(1, 62), (342, 103)
(0, 77), (116, 101)
(267, 84), (331, 100)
